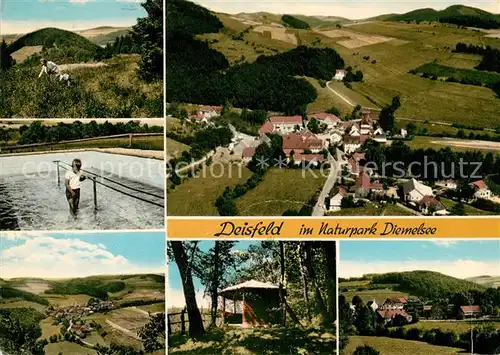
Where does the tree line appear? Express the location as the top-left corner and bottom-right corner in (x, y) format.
(282, 15), (311, 29)
(14, 120), (162, 145)
(454, 42), (500, 73)
(364, 139), (500, 183)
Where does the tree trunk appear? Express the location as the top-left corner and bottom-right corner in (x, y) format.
(279, 241), (286, 326)
(303, 242), (329, 321)
(170, 241), (205, 337)
(298, 243), (311, 321)
(210, 241), (221, 327)
(323, 241), (337, 322)
(285, 298), (301, 325)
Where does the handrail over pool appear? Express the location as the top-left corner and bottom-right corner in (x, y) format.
(53, 160), (165, 210)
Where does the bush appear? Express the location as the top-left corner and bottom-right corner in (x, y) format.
(353, 345), (380, 355)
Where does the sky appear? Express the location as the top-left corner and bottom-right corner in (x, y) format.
(0, 0), (147, 34)
(0, 231), (165, 279)
(168, 241), (257, 308)
(340, 240), (500, 279)
(194, 0), (500, 20)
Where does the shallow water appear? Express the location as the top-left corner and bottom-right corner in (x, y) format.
(0, 153), (164, 231)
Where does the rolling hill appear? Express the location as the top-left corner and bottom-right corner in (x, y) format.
(466, 275), (500, 287)
(342, 271), (485, 301)
(388, 5), (500, 29)
(7, 27), (102, 63)
(7, 27), (100, 54)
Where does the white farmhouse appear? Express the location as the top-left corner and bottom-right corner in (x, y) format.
(333, 69), (346, 81)
(470, 180), (492, 199)
(329, 187), (348, 212)
(308, 112), (340, 129)
(402, 178), (433, 202)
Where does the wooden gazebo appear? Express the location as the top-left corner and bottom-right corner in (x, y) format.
(219, 280), (283, 327)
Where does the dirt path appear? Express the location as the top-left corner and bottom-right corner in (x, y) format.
(106, 320), (141, 341)
(326, 82), (497, 132)
(59, 62), (107, 71)
(326, 81), (380, 111)
(429, 138), (500, 151)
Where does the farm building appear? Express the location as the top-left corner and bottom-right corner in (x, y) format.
(402, 178), (433, 202)
(458, 305), (481, 319)
(333, 69), (346, 81)
(219, 280), (282, 327)
(470, 180), (492, 199)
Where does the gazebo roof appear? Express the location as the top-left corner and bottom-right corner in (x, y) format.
(219, 280), (280, 298)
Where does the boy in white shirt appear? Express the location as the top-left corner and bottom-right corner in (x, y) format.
(39, 59), (60, 80)
(65, 159), (86, 216)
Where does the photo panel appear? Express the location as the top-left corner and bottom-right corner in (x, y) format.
(1, 0), (163, 118)
(166, 0), (500, 220)
(0, 230), (166, 354)
(338, 240), (500, 355)
(0, 119), (165, 231)
(167, 240), (338, 354)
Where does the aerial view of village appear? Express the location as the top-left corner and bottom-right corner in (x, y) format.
(166, 0), (500, 217)
(338, 240), (500, 355)
(0, 231), (165, 354)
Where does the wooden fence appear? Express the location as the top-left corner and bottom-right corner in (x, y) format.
(0, 132), (163, 153)
(167, 309), (214, 335)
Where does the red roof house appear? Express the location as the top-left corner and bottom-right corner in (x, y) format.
(282, 133), (324, 155)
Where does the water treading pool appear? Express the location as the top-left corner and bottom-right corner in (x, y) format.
(0, 151), (165, 230)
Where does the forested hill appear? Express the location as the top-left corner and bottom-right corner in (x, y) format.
(371, 270), (485, 299)
(166, 0), (346, 113)
(7, 28), (103, 65)
(7, 28), (100, 57)
(388, 5), (500, 29)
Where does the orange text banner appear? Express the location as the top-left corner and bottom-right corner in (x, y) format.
(167, 217), (500, 239)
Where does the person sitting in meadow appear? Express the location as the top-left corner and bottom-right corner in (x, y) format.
(38, 58), (60, 80)
(58, 73), (73, 86)
(65, 158), (87, 217)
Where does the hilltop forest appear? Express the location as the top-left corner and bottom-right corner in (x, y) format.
(389, 5), (500, 29)
(166, 0), (346, 114)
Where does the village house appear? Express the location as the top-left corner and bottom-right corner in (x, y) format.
(470, 180), (492, 199)
(242, 147), (256, 163)
(381, 297), (407, 310)
(360, 116), (372, 135)
(282, 132), (324, 155)
(292, 153), (326, 167)
(436, 179), (458, 190)
(347, 123), (361, 137)
(373, 134), (387, 143)
(308, 112), (340, 129)
(328, 186), (348, 212)
(343, 135), (369, 154)
(189, 113), (210, 124)
(354, 172), (384, 198)
(262, 115), (303, 135)
(458, 305), (481, 319)
(367, 299), (379, 312)
(385, 186), (400, 200)
(376, 309), (413, 325)
(422, 305), (434, 319)
(402, 178), (434, 202)
(333, 69), (346, 81)
(69, 323), (92, 338)
(198, 105), (223, 119)
(347, 152), (366, 177)
(417, 195), (448, 215)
